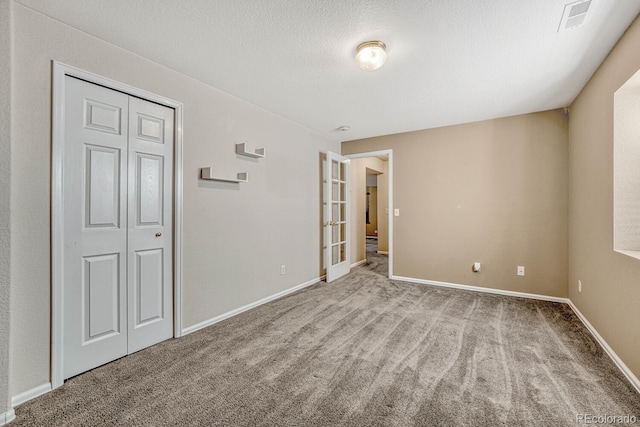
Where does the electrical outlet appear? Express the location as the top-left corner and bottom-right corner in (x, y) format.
(578, 280), (582, 293)
(280, 265), (286, 275)
(517, 266), (525, 276)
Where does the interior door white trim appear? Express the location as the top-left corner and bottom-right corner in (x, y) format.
(345, 149), (394, 278)
(51, 61), (184, 389)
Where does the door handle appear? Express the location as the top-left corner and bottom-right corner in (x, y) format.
(155, 232), (162, 237)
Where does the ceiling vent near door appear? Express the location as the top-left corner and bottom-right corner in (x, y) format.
(558, 0), (593, 32)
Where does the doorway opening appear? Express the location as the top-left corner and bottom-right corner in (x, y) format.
(345, 150), (393, 278)
(364, 169), (388, 276)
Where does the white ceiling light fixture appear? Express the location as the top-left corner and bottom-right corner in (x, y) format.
(355, 41), (387, 71)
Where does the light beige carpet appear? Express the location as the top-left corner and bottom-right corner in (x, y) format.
(12, 263), (640, 426)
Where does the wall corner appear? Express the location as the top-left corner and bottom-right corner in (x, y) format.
(0, 0), (13, 417)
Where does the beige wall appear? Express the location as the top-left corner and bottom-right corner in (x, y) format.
(0, 0), (12, 416)
(349, 157), (386, 264)
(568, 16), (640, 378)
(343, 110), (569, 297)
(8, 4), (339, 398)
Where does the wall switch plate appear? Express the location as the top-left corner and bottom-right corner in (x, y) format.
(394, 209), (400, 216)
(578, 280), (582, 292)
(517, 266), (525, 276)
(280, 265), (286, 275)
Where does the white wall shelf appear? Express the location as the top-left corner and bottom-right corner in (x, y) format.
(200, 167), (248, 183)
(236, 143), (265, 159)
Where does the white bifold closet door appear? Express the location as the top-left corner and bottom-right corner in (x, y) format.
(62, 76), (174, 379)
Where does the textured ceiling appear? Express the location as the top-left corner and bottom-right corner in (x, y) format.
(15, 0), (640, 141)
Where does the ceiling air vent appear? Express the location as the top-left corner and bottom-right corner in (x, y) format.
(558, 0), (593, 32)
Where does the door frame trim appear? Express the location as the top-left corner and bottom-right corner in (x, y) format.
(51, 61), (184, 388)
(345, 150), (393, 278)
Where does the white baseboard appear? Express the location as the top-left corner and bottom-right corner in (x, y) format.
(567, 301), (640, 394)
(11, 383), (51, 408)
(391, 275), (570, 303)
(351, 259), (367, 268)
(181, 277), (322, 336)
(377, 251), (389, 255)
(0, 409), (15, 426)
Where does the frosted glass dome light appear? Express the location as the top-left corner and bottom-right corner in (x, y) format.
(355, 41), (387, 71)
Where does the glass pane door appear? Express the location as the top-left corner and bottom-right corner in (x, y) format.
(325, 152), (350, 282)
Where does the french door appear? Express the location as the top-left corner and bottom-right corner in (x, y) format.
(62, 76), (174, 379)
(325, 151), (351, 282)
